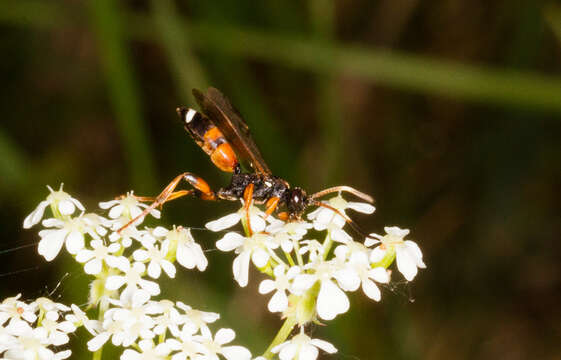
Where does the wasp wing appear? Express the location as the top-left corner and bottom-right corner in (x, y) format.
(192, 87), (272, 175)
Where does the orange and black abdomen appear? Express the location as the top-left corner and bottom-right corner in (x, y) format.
(177, 107), (239, 173)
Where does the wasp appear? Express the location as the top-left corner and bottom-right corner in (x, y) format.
(120, 88), (373, 236)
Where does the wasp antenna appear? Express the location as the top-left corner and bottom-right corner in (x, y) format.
(311, 186), (374, 203)
(311, 200), (377, 240)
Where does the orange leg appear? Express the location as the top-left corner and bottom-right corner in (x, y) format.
(118, 172), (216, 233)
(243, 184), (255, 236)
(264, 196), (280, 218)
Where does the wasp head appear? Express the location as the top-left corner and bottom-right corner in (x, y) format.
(285, 187), (311, 219)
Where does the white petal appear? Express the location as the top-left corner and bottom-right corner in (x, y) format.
(58, 199), (75, 215)
(206, 213), (240, 232)
(147, 261), (162, 278)
(309, 339), (337, 354)
(160, 260), (176, 278)
(292, 274), (317, 294)
(133, 249), (149, 262)
(221, 345), (251, 360)
(23, 200), (49, 228)
(362, 279), (381, 301)
(38, 230), (66, 261)
(299, 344), (319, 360)
(278, 343), (298, 360)
(385, 226), (409, 237)
(98, 200), (118, 209)
(404, 240), (426, 268)
(216, 232), (245, 252)
(88, 332), (110, 351)
(108, 204), (124, 219)
(70, 197), (85, 211)
(233, 251), (251, 287)
(65, 230), (84, 254)
(84, 259), (102, 275)
(395, 247), (418, 281)
(139, 279), (160, 295)
(370, 247), (386, 263)
(330, 227), (351, 244)
(215, 328), (235, 345)
(258, 279), (276, 294)
(249, 214), (266, 233)
(316, 280), (349, 320)
(105, 275), (125, 290)
(346, 202), (375, 214)
(251, 248), (270, 268)
(75, 249), (94, 263)
(334, 268), (360, 292)
(369, 267), (390, 283)
(268, 291), (288, 313)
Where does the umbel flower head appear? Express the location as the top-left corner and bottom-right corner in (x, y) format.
(18, 183), (426, 360)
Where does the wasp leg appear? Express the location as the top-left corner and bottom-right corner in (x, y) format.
(243, 183), (255, 236)
(264, 196), (280, 218)
(118, 172), (216, 233)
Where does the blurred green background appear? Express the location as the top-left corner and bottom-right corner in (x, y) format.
(1, 0), (561, 359)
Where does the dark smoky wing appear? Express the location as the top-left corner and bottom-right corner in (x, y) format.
(192, 87), (272, 175)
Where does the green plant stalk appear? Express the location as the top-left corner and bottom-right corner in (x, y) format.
(262, 315), (298, 359)
(3, 2), (561, 113)
(87, 0), (156, 191)
(151, 0), (208, 104)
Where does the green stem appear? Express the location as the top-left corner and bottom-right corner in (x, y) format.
(322, 231), (333, 260)
(92, 300), (109, 360)
(284, 251), (296, 267)
(262, 316), (298, 359)
(293, 238), (304, 267)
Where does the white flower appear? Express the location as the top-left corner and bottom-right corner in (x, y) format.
(133, 238), (176, 279)
(272, 331), (336, 360)
(3, 324), (71, 360)
(121, 339), (171, 360)
(23, 184), (84, 228)
(333, 245), (390, 301)
(307, 195), (374, 244)
(292, 261), (349, 321)
(298, 240), (324, 262)
(76, 240), (126, 275)
(367, 226), (426, 281)
(151, 300), (182, 336)
(175, 302), (219, 333)
(105, 261), (160, 299)
(216, 232), (277, 287)
(205, 206), (266, 233)
(37, 310), (75, 346)
(99, 192), (160, 227)
(169, 227), (208, 271)
(258, 265), (300, 313)
(66, 304), (100, 335)
(108, 226), (145, 248)
(165, 324), (207, 360)
(0, 294), (37, 330)
(194, 327), (251, 360)
(37, 216), (93, 261)
(267, 220), (312, 253)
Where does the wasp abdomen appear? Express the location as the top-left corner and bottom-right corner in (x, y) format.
(177, 107), (239, 173)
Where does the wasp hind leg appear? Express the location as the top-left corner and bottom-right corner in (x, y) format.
(118, 172), (216, 233)
(242, 184), (255, 236)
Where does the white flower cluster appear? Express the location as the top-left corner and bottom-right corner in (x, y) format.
(208, 194), (426, 359)
(0, 294), (83, 360)
(13, 183), (426, 360)
(16, 185), (252, 360)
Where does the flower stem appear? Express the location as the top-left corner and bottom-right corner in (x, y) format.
(92, 301), (109, 360)
(262, 316), (297, 359)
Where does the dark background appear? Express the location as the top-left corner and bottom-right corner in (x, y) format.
(1, 1), (560, 359)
